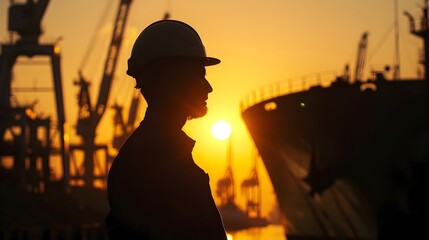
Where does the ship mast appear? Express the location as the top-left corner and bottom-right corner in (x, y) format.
(354, 32), (368, 82)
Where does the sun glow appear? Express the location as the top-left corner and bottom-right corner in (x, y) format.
(211, 121), (232, 140)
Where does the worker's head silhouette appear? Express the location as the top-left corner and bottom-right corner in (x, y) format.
(127, 20), (220, 119)
(108, 21), (227, 240)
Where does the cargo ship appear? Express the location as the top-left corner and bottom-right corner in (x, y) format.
(241, 2), (429, 240)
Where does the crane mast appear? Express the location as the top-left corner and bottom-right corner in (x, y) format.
(95, 0), (132, 121)
(72, 0), (132, 187)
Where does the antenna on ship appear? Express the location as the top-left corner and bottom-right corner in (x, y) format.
(354, 32), (368, 82)
(393, 0), (401, 79)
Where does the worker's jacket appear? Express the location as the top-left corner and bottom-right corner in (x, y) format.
(106, 113), (227, 240)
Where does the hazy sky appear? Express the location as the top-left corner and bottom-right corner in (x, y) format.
(0, 0), (424, 217)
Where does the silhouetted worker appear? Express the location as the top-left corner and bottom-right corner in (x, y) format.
(106, 20), (227, 240)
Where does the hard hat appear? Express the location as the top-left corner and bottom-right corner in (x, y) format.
(127, 20), (220, 77)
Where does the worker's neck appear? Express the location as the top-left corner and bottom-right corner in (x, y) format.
(144, 106), (187, 132)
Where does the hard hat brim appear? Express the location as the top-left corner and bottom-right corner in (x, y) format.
(205, 57), (221, 66)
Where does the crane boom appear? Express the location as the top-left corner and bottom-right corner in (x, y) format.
(72, 0), (133, 187)
(95, 0), (132, 124)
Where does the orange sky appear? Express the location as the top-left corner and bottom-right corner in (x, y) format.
(0, 0), (424, 218)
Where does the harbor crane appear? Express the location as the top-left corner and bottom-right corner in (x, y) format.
(216, 136), (235, 205)
(405, 0), (429, 81)
(405, 0), (429, 122)
(71, 0), (133, 187)
(0, 0), (68, 191)
(241, 149), (261, 219)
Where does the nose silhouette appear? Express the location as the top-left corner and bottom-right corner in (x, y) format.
(204, 78), (213, 93)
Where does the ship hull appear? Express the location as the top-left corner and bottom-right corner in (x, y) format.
(242, 79), (429, 239)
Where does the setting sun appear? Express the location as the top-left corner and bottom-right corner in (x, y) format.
(211, 121), (232, 140)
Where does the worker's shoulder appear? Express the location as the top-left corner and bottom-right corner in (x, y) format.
(121, 125), (158, 148)
(112, 126), (168, 166)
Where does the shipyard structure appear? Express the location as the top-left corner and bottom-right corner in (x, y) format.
(0, 0), (133, 239)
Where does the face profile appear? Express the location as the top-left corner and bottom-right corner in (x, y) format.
(174, 61), (213, 119)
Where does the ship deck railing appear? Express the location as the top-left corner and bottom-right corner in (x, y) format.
(240, 70), (340, 112)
